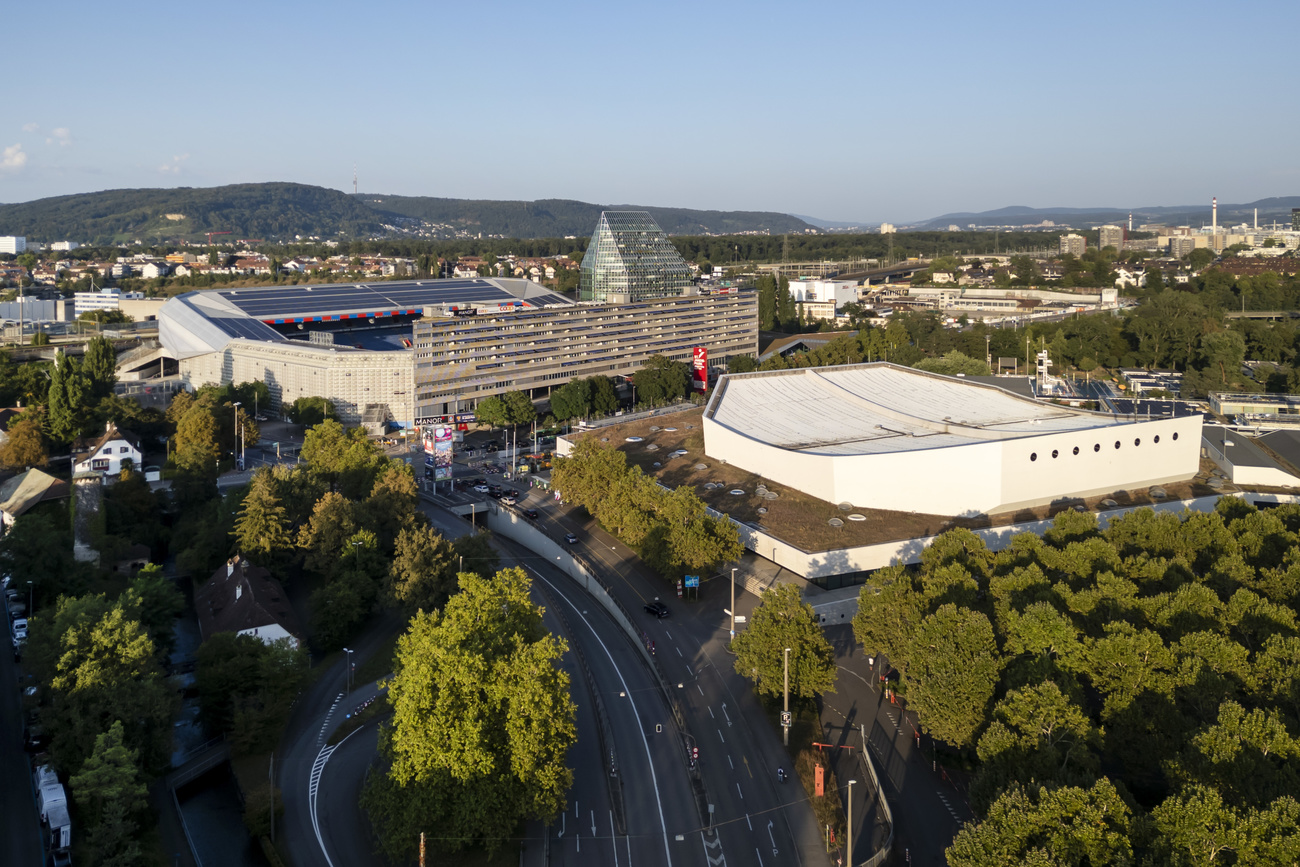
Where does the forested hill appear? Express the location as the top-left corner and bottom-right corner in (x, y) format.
(0, 183), (386, 244)
(360, 194), (815, 238)
(0, 183), (815, 243)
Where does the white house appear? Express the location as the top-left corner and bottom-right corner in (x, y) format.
(195, 555), (303, 648)
(72, 423), (143, 475)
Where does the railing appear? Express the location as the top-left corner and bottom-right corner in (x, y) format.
(857, 725), (893, 867)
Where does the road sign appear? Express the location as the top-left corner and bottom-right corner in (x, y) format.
(781, 711), (792, 727)
(734, 615), (746, 624)
(684, 575), (700, 588)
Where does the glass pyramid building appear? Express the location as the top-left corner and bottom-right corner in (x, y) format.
(579, 211), (693, 303)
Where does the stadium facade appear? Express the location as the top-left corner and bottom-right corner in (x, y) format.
(703, 364), (1203, 516)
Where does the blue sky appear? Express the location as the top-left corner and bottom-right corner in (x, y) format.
(3, 0), (1297, 223)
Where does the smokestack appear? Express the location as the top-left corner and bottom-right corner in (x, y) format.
(1128, 212), (1133, 232)
(1212, 197), (1217, 234)
(1255, 208), (1258, 231)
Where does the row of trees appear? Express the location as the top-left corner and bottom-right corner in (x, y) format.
(849, 501), (1300, 864)
(551, 438), (743, 580)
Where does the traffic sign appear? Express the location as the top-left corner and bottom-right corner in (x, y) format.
(781, 711), (792, 727)
(684, 575), (700, 588)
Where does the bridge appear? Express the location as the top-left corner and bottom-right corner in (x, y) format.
(754, 259), (932, 283)
(1225, 310), (1300, 321)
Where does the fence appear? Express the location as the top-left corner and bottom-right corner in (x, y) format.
(856, 724), (893, 867)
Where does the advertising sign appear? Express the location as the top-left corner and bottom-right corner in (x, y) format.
(433, 426), (454, 480)
(692, 346), (708, 393)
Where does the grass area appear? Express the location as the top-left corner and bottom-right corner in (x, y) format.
(328, 701), (388, 746)
(572, 408), (1222, 552)
(352, 632), (402, 688)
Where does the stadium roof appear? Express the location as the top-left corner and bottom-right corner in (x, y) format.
(706, 363), (1135, 455)
(159, 277), (570, 359)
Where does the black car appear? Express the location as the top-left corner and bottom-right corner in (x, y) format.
(524, 509), (539, 520)
(644, 600), (670, 618)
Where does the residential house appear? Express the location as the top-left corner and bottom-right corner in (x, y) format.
(72, 422), (143, 476)
(0, 468), (69, 532)
(195, 555), (303, 648)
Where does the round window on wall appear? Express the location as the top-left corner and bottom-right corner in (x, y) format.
(1173, 432), (1179, 440)
(1052, 449), (1059, 459)
(1073, 446), (1080, 456)
(1154, 435), (1161, 444)
(1115, 441), (1121, 449)
(1094, 444), (1101, 452)
(1135, 438), (1141, 447)
(1030, 453), (1038, 462)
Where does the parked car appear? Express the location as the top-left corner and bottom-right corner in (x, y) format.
(12, 617), (27, 642)
(500, 495), (517, 506)
(644, 600), (670, 618)
(564, 533), (579, 545)
(473, 485), (490, 494)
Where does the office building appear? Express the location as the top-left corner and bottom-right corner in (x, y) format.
(1292, 209), (1300, 232)
(1098, 225), (1123, 250)
(0, 236), (26, 255)
(1060, 234), (1086, 256)
(579, 211), (692, 304)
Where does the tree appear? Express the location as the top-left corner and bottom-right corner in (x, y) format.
(588, 376), (618, 415)
(732, 583), (836, 699)
(361, 463), (419, 553)
(234, 468), (294, 563)
(363, 568), (575, 859)
(549, 378), (591, 421)
(907, 604), (1003, 750)
(1, 414), (47, 469)
(502, 390), (536, 426)
(633, 355), (691, 406)
(70, 719), (147, 834)
(452, 528), (499, 579)
(386, 524), (458, 614)
(286, 396), (337, 427)
(946, 780), (1135, 867)
(914, 350), (990, 376)
(300, 419), (387, 497)
(1187, 247), (1216, 270)
(82, 335), (117, 401)
(728, 354), (758, 373)
(297, 491), (359, 576)
(47, 350), (88, 442)
(195, 633), (307, 754)
(756, 274), (778, 331)
(122, 565), (185, 659)
(1200, 331), (1247, 385)
(474, 395), (510, 429)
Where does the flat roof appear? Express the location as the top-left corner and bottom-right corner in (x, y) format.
(706, 363), (1137, 456)
(1205, 426), (1282, 469)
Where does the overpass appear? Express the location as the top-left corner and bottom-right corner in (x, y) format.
(754, 259), (932, 283)
(1225, 310), (1300, 321)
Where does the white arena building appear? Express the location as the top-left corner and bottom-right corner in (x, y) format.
(703, 364), (1203, 516)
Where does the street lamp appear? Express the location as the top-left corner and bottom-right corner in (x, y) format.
(26, 579), (32, 616)
(233, 402), (244, 470)
(729, 567), (736, 645)
(342, 647), (354, 694)
(783, 647), (792, 746)
(847, 778), (858, 867)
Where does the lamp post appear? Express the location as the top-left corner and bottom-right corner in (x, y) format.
(783, 647), (791, 746)
(729, 567), (736, 645)
(27, 579), (32, 616)
(342, 647), (354, 694)
(847, 778), (858, 867)
(232, 401), (243, 470)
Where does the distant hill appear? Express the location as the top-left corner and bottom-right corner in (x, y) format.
(357, 194), (814, 238)
(914, 197), (1300, 231)
(0, 183), (815, 244)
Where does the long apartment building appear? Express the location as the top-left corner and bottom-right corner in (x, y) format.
(413, 290), (758, 422)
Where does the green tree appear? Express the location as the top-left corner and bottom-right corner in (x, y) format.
(474, 394), (510, 429)
(297, 491), (359, 576)
(914, 350), (990, 376)
(1, 414), (47, 469)
(549, 378), (591, 421)
(588, 376), (618, 415)
(300, 419), (387, 497)
(907, 604), (1004, 750)
(195, 633), (307, 754)
(234, 468), (293, 563)
(360, 463), (419, 553)
(47, 350), (87, 442)
(728, 354), (758, 373)
(732, 583), (836, 699)
(363, 567), (576, 859)
(122, 565), (185, 659)
(633, 354), (692, 406)
(286, 396), (337, 427)
(69, 719), (147, 834)
(452, 528), (499, 579)
(502, 390), (537, 426)
(1149, 784), (1246, 866)
(82, 335), (118, 401)
(946, 780), (1135, 867)
(386, 524), (458, 614)
(756, 274), (778, 331)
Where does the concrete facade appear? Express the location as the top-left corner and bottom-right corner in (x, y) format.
(413, 291), (758, 421)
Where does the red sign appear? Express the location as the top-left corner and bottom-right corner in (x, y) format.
(815, 763), (824, 797)
(692, 347), (708, 393)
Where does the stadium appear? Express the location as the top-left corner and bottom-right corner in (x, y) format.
(702, 364), (1204, 516)
(156, 278), (572, 425)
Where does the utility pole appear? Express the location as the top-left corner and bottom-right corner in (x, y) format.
(783, 647), (791, 746)
(730, 568), (736, 645)
(847, 778), (858, 866)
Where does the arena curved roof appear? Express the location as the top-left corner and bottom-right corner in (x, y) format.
(705, 363), (1134, 455)
(159, 277), (570, 359)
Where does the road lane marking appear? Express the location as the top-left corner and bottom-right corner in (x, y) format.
(664, 631), (672, 640)
(743, 756), (753, 778)
(532, 570), (674, 867)
(718, 728), (725, 743)
(675, 646), (683, 658)
(728, 755), (734, 770)
(686, 664), (694, 675)
(709, 706), (715, 719)
(746, 813), (752, 831)
(736, 782), (744, 800)
(755, 847), (764, 867)
(697, 685), (704, 696)
(701, 830), (727, 867)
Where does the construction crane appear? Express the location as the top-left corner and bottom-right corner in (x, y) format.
(205, 231), (232, 245)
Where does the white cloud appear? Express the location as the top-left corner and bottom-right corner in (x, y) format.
(158, 153), (190, 175)
(46, 127), (72, 146)
(22, 122), (39, 133)
(1, 143), (27, 170)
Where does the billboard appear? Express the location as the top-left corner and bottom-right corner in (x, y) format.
(692, 346), (708, 393)
(432, 426), (454, 480)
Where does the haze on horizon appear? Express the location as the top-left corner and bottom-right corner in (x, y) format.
(2, 0), (1296, 225)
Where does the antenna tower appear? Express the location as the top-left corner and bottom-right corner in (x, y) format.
(353, 164), (358, 195)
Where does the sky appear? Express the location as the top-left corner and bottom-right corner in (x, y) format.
(3, 0), (1298, 224)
